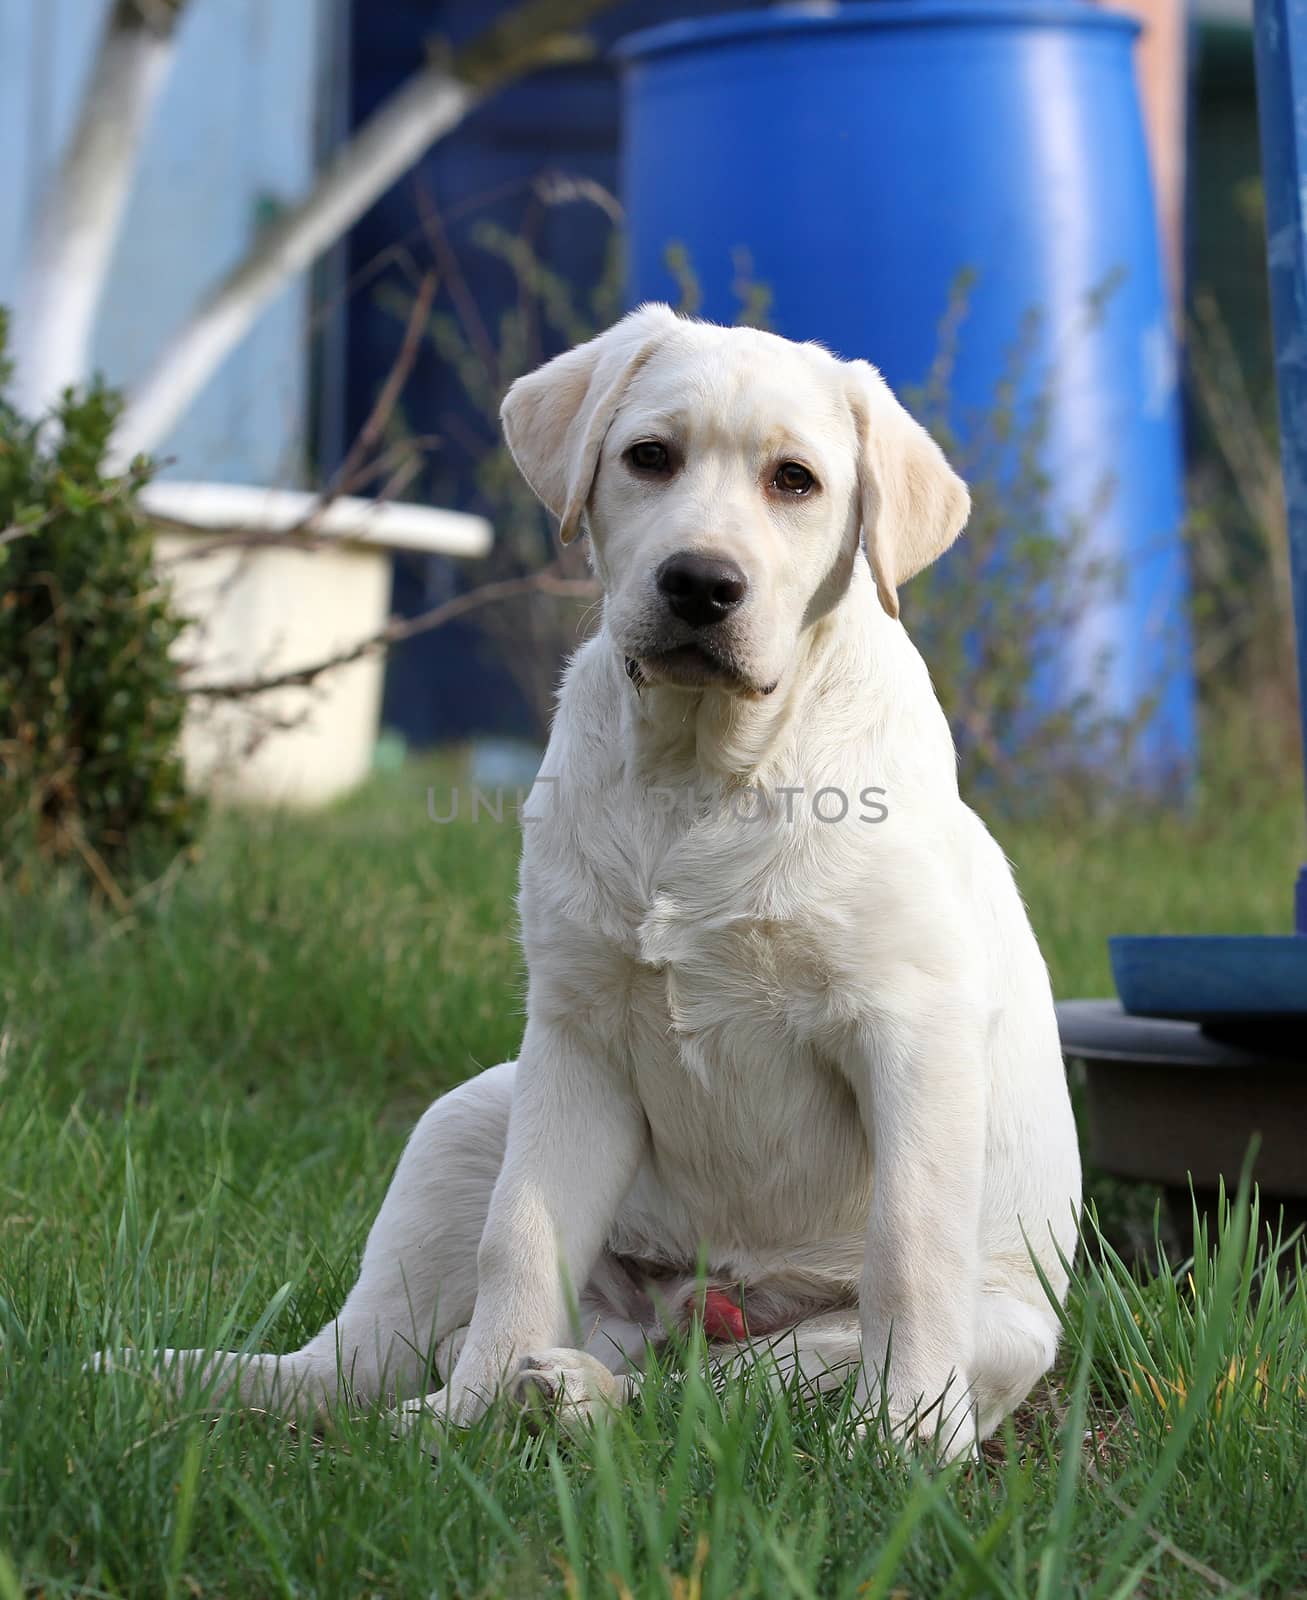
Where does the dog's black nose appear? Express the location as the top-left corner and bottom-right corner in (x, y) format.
(656, 553), (749, 629)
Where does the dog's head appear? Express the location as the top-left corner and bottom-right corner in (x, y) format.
(501, 304), (969, 696)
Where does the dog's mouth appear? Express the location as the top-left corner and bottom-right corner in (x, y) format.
(629, 643), (775, 697)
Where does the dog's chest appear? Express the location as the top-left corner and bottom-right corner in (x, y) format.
(531, 789), (872, 1241)
(531, 763), (855, 1044)
(619, 912), (872, 1248)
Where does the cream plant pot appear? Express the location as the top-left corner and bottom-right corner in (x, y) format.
(144, 483), (492, 807)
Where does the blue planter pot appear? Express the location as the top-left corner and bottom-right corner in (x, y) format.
(618, 1), (1197, 791)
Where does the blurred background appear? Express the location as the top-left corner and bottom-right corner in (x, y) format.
(0, 0), (1298, 813)
(4, 14), (1307, 1562)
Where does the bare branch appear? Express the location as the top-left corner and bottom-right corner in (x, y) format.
(56, 819), (132, 916)
(1, 469), (152, 549)
(0, 522), (41, 549)
(185, 570), (597, 700)
(113, 0), (190, 35)
(145, 279), (442, 569)
(326, 271), (437, 500)
(454, 0), (615, 86)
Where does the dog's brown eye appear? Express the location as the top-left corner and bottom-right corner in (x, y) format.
(627, 441), (671, 474)
(773, 461), (815, 495)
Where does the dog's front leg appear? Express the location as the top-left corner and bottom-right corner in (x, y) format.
(411, 1015), (646, 1428)
(843, 985), (986, 1456)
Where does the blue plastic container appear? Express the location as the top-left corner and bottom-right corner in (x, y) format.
(618, 1), (1197, 789)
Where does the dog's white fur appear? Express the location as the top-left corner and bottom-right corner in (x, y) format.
(128, 307), (1080, 1455)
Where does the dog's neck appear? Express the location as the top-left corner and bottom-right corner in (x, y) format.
(610, 566), (883, 783)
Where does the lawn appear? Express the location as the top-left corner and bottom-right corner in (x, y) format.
(2, 756), (1305, 1598)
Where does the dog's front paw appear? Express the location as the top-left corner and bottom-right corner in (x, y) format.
(505, 1349), (636, 1436)
(391, 1379), (492, 1452)
(396, 1380), (490, 1429)
(392, 1352), (638, 1452)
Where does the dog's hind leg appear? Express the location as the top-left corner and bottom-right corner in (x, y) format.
(710, 1310), (985, 1459)
(100, 1062), (517, 1418)
(721, 1297), (1056, 1451)
(712, 1308), (863, 1396)
(726, 1296), (1056, 1451)
(493, 1309), (861, 1438)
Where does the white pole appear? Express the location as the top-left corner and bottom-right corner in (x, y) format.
(12, 1), (184, 420)
(106, 62), (479, 471)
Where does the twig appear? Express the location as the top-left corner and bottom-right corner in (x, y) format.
(147, 265), (441, 570)
(416, 185), (501, 387)
(0, 471), (150, 550)
(0, 521), (41, 548)
(151, 437), (444, 569)
(533, 170), (624, 226)
(58, 821), (132, 916)
(326, 271), (437, 500)
(186, 571), (596, 699)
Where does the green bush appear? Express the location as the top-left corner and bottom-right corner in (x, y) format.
(0, 310), (200, 891)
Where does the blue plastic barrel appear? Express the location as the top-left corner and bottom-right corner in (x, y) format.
(618, 1), (1196, 790)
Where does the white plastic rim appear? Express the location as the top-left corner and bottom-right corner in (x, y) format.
(139, 480), (493, 559)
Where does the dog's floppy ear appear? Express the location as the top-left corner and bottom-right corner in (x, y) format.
(500, 303), (678, 545)
(845, 359), (970, 619)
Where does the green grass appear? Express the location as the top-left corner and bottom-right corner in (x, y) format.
(2, 759), (1305, 1597)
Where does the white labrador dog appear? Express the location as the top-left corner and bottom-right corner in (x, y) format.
(132, 306), (1081, 1456)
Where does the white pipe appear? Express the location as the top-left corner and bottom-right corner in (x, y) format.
(13, 4), (180, 419)
(107, 63), (479, 472)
